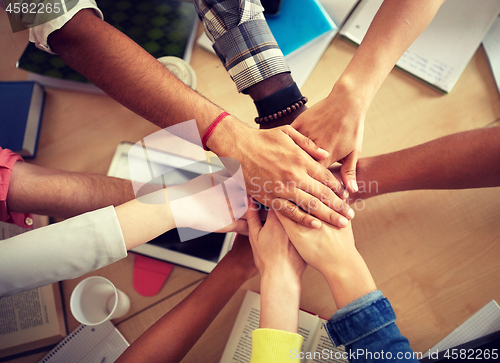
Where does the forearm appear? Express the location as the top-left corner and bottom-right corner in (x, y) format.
(47, 9), (225, 140)
(248, 73), (309, 130)
(116, 236), (253, 363)
(7, 162), (135, 218)
(325, 292), (417, 363)
(356, 126), (500, 198)
(335, 0), (445, 106)
(322, 249), (376, 310)
(260, 269), (301, 333)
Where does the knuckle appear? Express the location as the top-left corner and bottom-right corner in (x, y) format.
(284, 202), (299, 217)
(302, 135), (312, 147)
(281, 125), (293, 135)
(343, 168), (357, 177)
(333, 199), (345, 212)
(307, 198), (320, 211)
(322, 168), (333, 184)
(320, 185), (333, 202)
(328, 210), (341, 225)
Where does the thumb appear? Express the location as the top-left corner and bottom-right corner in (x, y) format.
(282, 125), (329, 161)
(246, 197), (263, 237)
(341, 152), (359, 194)
(275, 209), (300, 238)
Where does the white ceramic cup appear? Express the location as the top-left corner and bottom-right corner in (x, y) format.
(157, 56), (197, 90)
(70, 276), (131, 326)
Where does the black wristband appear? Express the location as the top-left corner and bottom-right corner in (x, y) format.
(254, 82), (303, 117)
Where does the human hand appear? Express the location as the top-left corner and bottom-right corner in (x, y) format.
(274, 210), (357, 277)
(246, 198), (306, 279)
(222, 234), (258, 281)
(164, 170), (248, 234)
(232, 125), (354, 229)
(328, 157), (379, 201)
(275, 212), (377, 309)
(292, 85), (365, 194)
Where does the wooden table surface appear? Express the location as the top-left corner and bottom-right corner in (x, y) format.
(2, 7), (500, 362)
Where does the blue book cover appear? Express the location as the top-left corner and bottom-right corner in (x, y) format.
(265, 0), (336, 56)
(0, 81), (45, 158)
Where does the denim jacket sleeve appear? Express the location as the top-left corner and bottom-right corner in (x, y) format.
(324, 290), (419, 362)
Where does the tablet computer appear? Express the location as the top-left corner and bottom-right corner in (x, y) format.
(107, 142), (235, 273)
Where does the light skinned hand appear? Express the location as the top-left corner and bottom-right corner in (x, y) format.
(163, 171), (249, 235)
(275, 211), (377, 309)
(274, 209), (357, 276)
(246, 198), (306, 278)
(235, 125), (354, 229)
(292, 87), (365, 195)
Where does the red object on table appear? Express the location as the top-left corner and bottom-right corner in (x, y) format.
(133, 254), (174, 297)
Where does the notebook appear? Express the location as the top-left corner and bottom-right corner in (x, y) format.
(197, 0), (360, 88)
(339, 0), (500, 93)
(38, 321), (129, 363)
(483, 16), (500, 98)
(424, 300), (500, 358)
(0, 81), (45, 158)
(264, 0), (336, 57)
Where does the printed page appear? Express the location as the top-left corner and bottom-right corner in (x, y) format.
(483, 16), (500, 98)
(0, 217), (65, 358)
(0, 284), (65, 358)
(340, 0), (500, 92)
(305, 321), (347, 363)
(220, 290), (261, 363)
(297, 310), (324, 356)
(220, 290), (337, 363)
(320, 0), (360, 28)
(339, 0), (382, 44)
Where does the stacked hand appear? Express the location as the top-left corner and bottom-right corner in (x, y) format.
(292, 84), (366, 195)
(228, 125), (355, 229)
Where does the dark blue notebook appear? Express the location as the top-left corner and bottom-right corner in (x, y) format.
(265, 0), (336, 56)
(0, 81), (45, 158)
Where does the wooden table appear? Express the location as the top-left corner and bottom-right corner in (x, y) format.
(2, 7), (500, 362)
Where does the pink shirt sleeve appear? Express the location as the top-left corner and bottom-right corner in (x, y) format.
(0, 147), (33, 228)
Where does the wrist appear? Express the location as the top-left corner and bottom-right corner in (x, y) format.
(260, 264), (303, 287)
(205, 116), (248, 157)
(245, 73), (294, 100)
(322, 252), (377, 309)
(260, 105), (308, 129)
(219, 250), (256, 283)
(331, 74), (374, 114)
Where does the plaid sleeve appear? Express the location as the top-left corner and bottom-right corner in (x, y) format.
(193, 0), (290, 93)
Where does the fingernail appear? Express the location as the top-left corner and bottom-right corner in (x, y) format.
(349, 180), (358, 193)
(311, 220), (322, 229)
(347, 208), (355, 219)
(318, 148), (329, 157)
(342, 189), (349, 199)
(339, 216), (348, 227)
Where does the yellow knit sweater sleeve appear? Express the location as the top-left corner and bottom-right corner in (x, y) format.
(250, 328), (304, 363)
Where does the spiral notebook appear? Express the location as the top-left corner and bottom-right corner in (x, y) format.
(39, 321), (129, 363)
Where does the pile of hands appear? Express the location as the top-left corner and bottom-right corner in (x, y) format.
(235, 84), (366, 231)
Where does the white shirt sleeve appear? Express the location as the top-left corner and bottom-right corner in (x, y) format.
(0, 206), (127, 297)
(28, 0), (104, 54)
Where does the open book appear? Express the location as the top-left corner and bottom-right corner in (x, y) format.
(220, 290), (347, 363)
(0, 218), (66, 360)
(339, 0), (500, 93)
